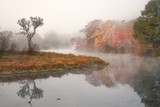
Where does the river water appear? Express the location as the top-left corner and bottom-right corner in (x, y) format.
(0, 48), (160, 107)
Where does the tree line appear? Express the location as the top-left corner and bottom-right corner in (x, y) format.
(0, 17), (43, 53)
(72, 0), (160, 56)
(0, 0), (159, 56)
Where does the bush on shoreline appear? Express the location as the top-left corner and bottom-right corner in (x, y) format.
(0, 52), (107, 75)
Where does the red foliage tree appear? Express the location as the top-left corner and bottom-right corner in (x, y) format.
(77, 19), (141, 54)
(93, 20), (141, 54)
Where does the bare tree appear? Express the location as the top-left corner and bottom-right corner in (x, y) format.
(0, 30), (13, 52)
(17, 17), (43, 51)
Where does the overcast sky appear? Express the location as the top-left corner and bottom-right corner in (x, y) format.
(0, 0), (149, 36)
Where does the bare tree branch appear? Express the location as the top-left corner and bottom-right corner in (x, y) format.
(17, 17), (44, 52)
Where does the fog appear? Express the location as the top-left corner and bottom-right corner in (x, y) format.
(33, 32), (74, 49)
(0, 0), (159, 80)
(10, 31), (81, 51)
(0, 0), (150, 50)
(46, 48), (160, 88)
(0, 0), (150, 37)
(0, 1), (160, 106)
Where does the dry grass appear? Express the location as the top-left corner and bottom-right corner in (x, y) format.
(0, 52), (107, 75)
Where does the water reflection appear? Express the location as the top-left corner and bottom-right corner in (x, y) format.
(85, 55), (160, 107)
(86, 67), (116, 87)
(0, 71), (67, 83)
(0, 68), (104, 106)
(17, 80), (43, 106)
(85, 63), (138, 88)
(133, 63), (160, 107)
(0, 55), (160, 107)
(0, 68), (95, 83)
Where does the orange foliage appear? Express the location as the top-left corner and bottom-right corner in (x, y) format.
(0, 52), (106, 74)
(92, 20), (141, 54)
(94, 20), (113, 51)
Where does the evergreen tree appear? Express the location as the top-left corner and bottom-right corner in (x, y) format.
(133, 0), (160, 55)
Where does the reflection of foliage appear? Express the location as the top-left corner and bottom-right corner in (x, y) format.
(85, 60), (139, 88)
(17, 83), (30, 98)
(86, 75), (102, 87)
(31, 84), (43, 100)
(17, 80), (43, 104)
(133, 63), (160, 107)
(0, 66), (100, 83)
(85, 67), (116, 87)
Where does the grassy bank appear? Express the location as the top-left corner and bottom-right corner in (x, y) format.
(0, 52), (107, 75)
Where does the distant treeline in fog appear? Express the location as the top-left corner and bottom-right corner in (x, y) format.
(0, 31), (72, 52)
(15, 32), (72, 51)
(0, 0), (160, 56)
(71, 19), (141, 54)
(71, 0), (160, 56)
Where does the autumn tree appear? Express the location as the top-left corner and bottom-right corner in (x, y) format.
(17, 17), (43, 51)
(133, 0), (160, 55)
(93, 20), (114, 52)
(79, 19), (140, 54)
(0, 30), (13, 52)
(93, 20), (138, 53)
(81, 19), (102, 50)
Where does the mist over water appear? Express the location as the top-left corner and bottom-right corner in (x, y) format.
(48, 48), (160, 107)
(0, 47), (159, 107)
(0, 0), (159, 106)
(47, 48), (159, 72)
(45, 48), (160, 85)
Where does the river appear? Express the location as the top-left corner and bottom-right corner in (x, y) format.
(0, 48), (160, 107)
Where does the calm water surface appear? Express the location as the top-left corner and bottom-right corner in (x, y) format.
(0, 49), (160, 107)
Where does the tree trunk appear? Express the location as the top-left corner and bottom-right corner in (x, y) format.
(28, 39), (32, 52)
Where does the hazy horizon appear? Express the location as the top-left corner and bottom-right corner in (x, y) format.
(0, 0), (150, 37)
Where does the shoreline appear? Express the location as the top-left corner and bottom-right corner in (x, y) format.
(0, 65), (107, 83)
(0, 52), (108, 75)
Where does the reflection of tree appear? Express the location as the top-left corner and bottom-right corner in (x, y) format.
(85, 64), (137, 88)
(85, 67), (116, 87)
(133, 64), (160, 107)
(85, 56), (155, 88)
(17, 82), (30, 98)
(17, 80), (43, 105)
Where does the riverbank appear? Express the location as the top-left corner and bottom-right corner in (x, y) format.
(0, 52), (107, 75)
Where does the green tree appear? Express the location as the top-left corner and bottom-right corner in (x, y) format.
(133, 0), (160, 55)
(17, 17), (43, 52)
